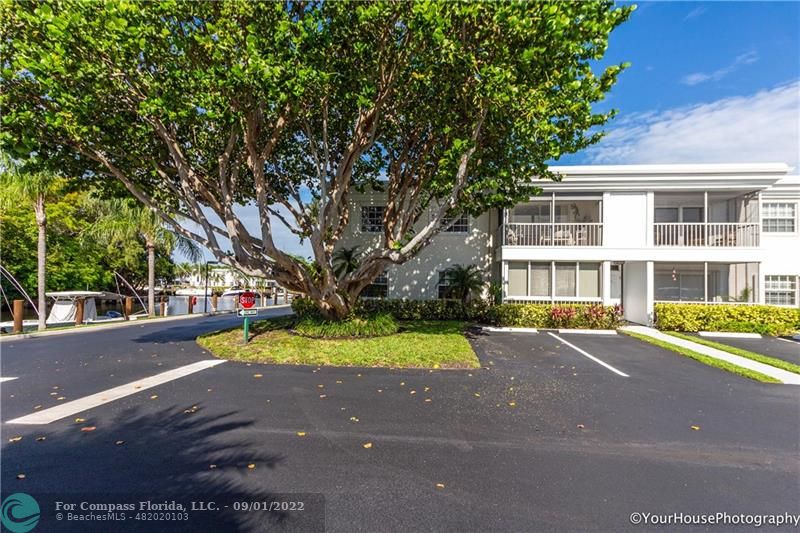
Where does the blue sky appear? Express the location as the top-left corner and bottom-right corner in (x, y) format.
(562, 0), (799, 165)
(183, 2), (800, 262)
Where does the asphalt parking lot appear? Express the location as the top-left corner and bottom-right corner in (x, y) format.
(2, 319), (799, 532)
(688, 334), (800, 365)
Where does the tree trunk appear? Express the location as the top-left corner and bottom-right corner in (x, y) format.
(147, 243), (155, 317)
(35, 195), (47, 331)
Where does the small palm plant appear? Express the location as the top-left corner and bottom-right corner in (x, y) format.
(443, 264), (484, 304)
(332, 246), (361, 278)
(85, 198), (202, 316)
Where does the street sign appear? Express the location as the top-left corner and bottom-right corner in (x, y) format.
(238, 309), (257, 317)
(239, 291), (256, 309)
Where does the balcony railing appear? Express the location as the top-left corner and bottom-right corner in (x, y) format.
(653, 223), (760, 247)
(499, 223), (603, 247)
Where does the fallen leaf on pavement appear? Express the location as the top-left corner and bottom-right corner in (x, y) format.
(425, 398), (432, 403)
(17, 474), (25, 480)
(296, 431), (306, 437)
(36, 436), (46, 442)
(150, 395), (158, 400)
(319, 394), (327, 399)
(691, 425), (701, 431)
(577, 424), (585, 429)
(508, 402), (516, 407)
(349, 417), (359, 422)
(209, 464), (217, 469)
(9, 436), (22, 443)
(424, 387), (430, 392)
(247, 463), (256, 469)
(81, 426), (96, 432)
(115, 440), (125, 445)
(74, 418), (86, 423)
(435, 483), (445, 489)
(410, 390), (416, 395)
(56, 396), (66, 401)
(253, 374), (263, 378)
(474, 393), (480, 398)
(362, 442), (373, 449)
(336, 380), (342, 384)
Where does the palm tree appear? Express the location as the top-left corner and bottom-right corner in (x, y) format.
(332, 246), (361, 278)
(443, 264), (484, 304)
(0, 153), (61, 331)
(86, 198), (202, 316)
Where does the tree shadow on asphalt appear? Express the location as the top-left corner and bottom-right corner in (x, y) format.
(2, 405), (322, 532)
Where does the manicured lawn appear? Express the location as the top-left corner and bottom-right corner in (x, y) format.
(620, 330), (781, 383)
(665, 332), (800, 375)
(197, 317), (480, 369)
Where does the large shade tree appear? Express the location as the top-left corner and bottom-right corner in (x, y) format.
(1, 0), (632, 320)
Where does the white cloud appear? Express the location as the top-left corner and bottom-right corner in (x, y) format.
(587, 81), (800, 167)
(681, 51), (759, 86)
(684, 6), (708, 21)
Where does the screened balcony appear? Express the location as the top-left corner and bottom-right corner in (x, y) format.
(500, 195), (602, 247)
(654, 262), (759, 303)
(653, 192), (760, 247)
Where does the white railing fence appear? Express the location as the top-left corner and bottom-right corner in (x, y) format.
(653, 223), (759, 247)
(500, 223), (603, 247)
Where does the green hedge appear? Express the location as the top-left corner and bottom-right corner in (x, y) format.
(489, 303), (624, 329)
(291, 298), (623, 329)
(654, 303), (800, 336)
(291, 297), (490, 321)
(294, 313), (399, 338)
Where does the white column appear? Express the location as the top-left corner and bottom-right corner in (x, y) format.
(601, 261), (611, 304)
(645, 261), (655, 325)
(501, 261), (508, 302)
(646, 192), (655, 247)
(602, 192), (610, 246)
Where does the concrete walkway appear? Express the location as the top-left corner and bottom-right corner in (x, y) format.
(621, 326), (800, 385)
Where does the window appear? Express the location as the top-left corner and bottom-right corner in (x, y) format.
(765, 275), (797, 306)
(507, 262), (528, 297)
(578, 263), (601, 298)
(529, 263), (551, 297)
(362, 271), (388, 298)
(555, 263), (576, 297)
(437, 270), (452, 299)
(762, 203), (796, 233)
(442, 213), (469, 233)
(361, 206), (385, 233)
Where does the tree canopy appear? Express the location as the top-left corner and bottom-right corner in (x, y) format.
(1, 0), (632, 318)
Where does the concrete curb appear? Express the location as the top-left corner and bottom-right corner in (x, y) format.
(0, 306), (292, 342)
(621, 325), (800, 385)
(481, 326), (539, 334)
(698, 331), (762, 339)
(557, 329), (617, 335)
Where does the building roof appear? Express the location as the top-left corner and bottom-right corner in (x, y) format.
(537, 163), (793, 192)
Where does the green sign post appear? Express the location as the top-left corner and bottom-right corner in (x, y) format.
(238, 291), (257, 344)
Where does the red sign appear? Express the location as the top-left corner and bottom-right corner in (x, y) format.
(239, 291), (256, 309)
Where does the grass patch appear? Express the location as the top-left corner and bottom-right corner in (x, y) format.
(197, 317), (479, 369)
(665, 331), (800, 375)
(293, 313), (398, 338)
(620, 330), (781, 383)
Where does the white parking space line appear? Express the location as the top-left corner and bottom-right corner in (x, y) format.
(5, 360), (225, 425)
(547, 332), (630, 378)
(0, 377), (19, 383)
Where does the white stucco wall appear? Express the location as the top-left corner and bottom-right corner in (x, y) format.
(336, 190), (494, 299)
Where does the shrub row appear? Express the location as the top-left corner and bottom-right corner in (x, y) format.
(292, 297), (491, 321)
(489, 303), (624, 329)
(654, 303), (800, 336)
(292, 298), (623, 329)
(293, 313), (399, 339)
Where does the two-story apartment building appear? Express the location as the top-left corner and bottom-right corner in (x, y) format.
(339, 163), (800, 325)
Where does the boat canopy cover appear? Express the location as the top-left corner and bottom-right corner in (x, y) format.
(47, 297), (98, 324)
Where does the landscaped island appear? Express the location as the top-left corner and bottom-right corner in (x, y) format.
(197, 316), (480, 369)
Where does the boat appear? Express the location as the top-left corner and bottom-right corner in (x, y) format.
(46, 291), (134, 325)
